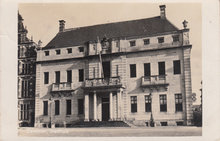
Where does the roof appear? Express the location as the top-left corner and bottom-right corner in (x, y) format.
(44, 16), (179, 49)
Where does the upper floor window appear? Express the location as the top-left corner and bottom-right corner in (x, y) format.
(131, 96), (137, 113)
(44, 51), (49, 56)
(130, 40), (136, 47)
(67, 48), (72, 54)
(67, 70), (72, 83)
(144, 39), (150, 45)
(158, 37), (164, 43)
(44, 72), (49, 84)
(173, 35), (180, 42)
(79, 69), (84, 82)
(55, 71), (60, 83)
(145, 95), (151, 112)
(173, 60), (181, 74)
(56, 49), (61, 55)
(144, 63), (151, 77)
(175, 94), (183, 112)
(79, 47), (84, 52)
(130, 64), (136, 78)
(116, 40), (120, 48)
(158, 62), (165, 75)
(160, 95), (167, 112)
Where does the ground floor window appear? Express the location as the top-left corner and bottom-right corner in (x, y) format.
(145, 95), (151, 112)
(160, 95), (167, 112)
(55, 100), (60, 115)
(78, 99), (84, 115)
(66, 100), (71, 115)
(43, 101), (48, 115)
(131, 96), (137, 113)
(175, 94), (183, 112)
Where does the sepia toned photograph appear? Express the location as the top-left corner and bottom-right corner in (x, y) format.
(16, 2), (203, 137)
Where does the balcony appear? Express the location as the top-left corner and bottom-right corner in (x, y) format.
(141, 75), (169, 88)
(84, 76), (122, 89)
(51, 82), (74, 92)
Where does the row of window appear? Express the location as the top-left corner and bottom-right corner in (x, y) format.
(44, 69), (84, 84)
(20, 80), (35, 98)
(129, 35), (180, 47)
(44, 47), (84, 56)
(130, 94), (183, 113)
(130, 60), (181, 78)
(43, 99), (84, 116)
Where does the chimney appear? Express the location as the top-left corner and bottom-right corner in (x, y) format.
(59, 20), (65, 32)
(159, 5), (166, 19)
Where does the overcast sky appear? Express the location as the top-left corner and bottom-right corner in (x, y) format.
(19, 3), (202, 104)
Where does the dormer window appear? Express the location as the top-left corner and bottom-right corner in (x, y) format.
(56, 49), (61, 55)
(144, 39), (150, 45)
(158, 37), (164, 43)
(130, 40), (136, 47)
(67, 48), (72, 54)
(44, 51), (49, 56)
(79, 47), (84, 52)
(173, 35), (180, 42)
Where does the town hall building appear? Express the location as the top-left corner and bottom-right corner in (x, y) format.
(34, 5), (193, 127)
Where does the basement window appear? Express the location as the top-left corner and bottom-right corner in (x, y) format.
(161, 122), (168, 126)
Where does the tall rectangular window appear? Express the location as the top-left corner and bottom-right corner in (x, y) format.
(116, 65), (119, 76)
(93, 67), (96, 78)
(131, 96), (137, 113)
(144, 63), (151, 77)
(173, 60), (181, 74)
(145, 95), (151, 112)
(44, 72), (49, 84)
(130, 64), (136, 78)
(55, 100), (60, 115)
(175, 94), (183, 112)
(67, 70), (72, 83)
(43, 101), (48, 115)
(160, 95), (167, 112)
(158, 62), (165, 75)
(55, 71), (60, 83)
(66, 100), (71, 115)
(78, 99), (84, 115)
(79, 69), (84, 82)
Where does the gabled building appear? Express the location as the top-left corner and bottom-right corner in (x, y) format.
(18, 12), (37, 127)
(35, 5), (193, 128)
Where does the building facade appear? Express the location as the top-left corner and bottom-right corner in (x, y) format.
(18, 13), (37, 127)
(35, 5), (193, 127)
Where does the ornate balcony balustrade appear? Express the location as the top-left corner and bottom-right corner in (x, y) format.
(85, 76), (122, 88)
(51, 82), (73, 92)
(141, 75), (169, 88)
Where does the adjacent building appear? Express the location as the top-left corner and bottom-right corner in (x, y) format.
(18, 13), (37, 127)
(35, 5), (193, 127)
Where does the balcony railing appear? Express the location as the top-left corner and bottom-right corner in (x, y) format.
(85, 76), (122, 87)
(51, 82), (73, 92)
(141, 75), (168, 87)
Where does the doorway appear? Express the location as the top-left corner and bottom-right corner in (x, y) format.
(102, 98), (109, 121)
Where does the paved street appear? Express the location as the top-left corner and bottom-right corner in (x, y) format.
(18, 126), (202, 137)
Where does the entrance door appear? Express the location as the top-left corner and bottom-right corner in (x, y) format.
(102, 61), (110, 79)
(102, 98), (110, 121)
